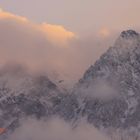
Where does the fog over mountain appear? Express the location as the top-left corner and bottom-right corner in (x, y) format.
(6, 118), (110, 140)
(0, 9), (117, 88)
(0, 30), (140, 140)
(75, 30), (140, 129)
(1, 7), (140, 140)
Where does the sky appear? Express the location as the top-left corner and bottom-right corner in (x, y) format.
(0, 0), (140, 34)
(0, 0), (140, 87)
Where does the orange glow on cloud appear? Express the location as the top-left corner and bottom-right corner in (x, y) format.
(0, 9), (75, 47)
(98, 28), (110, 38)
(0, 10), (28, 22)
(41, 23), (76, 46)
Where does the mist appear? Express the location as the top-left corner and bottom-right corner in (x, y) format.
(6, 117), (110, 140)
(0, 10), (118, 88)
(77, 79), (118, 101)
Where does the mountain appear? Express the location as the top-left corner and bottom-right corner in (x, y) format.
(74, 30), (140, 130)
(0, 64), (79, 139)
(0, 65), (59, 137)
(1, 30), (140, 138)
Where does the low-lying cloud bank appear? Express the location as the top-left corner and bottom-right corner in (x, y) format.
(4, 117), (140, 140)
(7, 118), (110, 140)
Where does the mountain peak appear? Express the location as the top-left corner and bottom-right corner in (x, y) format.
(120, 30), (139, 39)
(114, 30), (140, 49)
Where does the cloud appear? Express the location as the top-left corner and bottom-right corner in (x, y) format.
(78, 79), (118, 101)
(7, 117), (110, 140)
(0, 9), (75, 46)
(0, 8), (3, 12)
(41, 23), (76, 46)
(0, 10), (28, 22)
(97, 28), (111, 38)
(0, 10), (76, 81)
(0, 10), (116, 87)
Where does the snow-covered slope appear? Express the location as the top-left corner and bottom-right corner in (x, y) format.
(1, 30), (140, 138)
(0, 64), (80, 140)
(0, 65), (67, 137)
(74, 30), (140, 129)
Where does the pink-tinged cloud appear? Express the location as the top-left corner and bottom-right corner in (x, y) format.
(41, 23), (76, 47)
(0, 9), (76, 47)
(97, 28), (111, 38)
(0, 9), (115, 87)
(0, 10), (28, 22)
